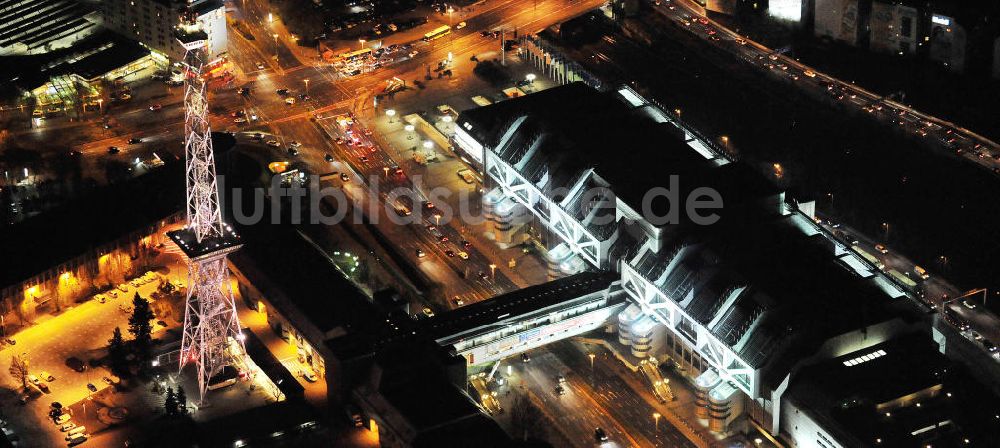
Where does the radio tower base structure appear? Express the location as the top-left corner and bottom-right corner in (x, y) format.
(167, 18), (247, 406)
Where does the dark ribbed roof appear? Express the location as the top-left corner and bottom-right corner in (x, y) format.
(459, 83), (780, 227)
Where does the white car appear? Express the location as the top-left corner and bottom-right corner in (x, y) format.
(301, 370), (318, 382)
(59, 423), (77, 432)
(456, 21), (466, 29)
(422, 308), (435, 318)
(265, 140), (281, 147)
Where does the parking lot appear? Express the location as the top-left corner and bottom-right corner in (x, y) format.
(0, 253), (187, 445)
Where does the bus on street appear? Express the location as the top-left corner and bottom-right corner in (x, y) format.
(424, 25), (451, 41)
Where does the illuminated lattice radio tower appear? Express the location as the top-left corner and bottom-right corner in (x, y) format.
(167, 14), (246, 405)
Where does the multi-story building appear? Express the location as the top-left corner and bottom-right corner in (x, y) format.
(452, 82), (1000, 444)
(0, 0), (99, 56)
(869, 1), (918, 55)
(101, 0), (226, 63)
(0, 162), (183, 330)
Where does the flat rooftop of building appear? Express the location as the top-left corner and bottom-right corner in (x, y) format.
(228, 219), (377, 339)
(193, 400), (328, 447)
(369, 340), (512, 446)
(0, 29), (149, 92)
(421, 271), (619, 341)
(243, 326), (304, 400)
(786, 333), (1000, 447)
(0, 159), (184, 288)
(457, 82), (779, 217)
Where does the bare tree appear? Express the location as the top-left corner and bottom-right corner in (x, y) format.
(9, 354), (29, 389)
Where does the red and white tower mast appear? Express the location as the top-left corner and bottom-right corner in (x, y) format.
(168, 12), (245, 405)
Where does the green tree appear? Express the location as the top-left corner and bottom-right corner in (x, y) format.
(164, 387), (177, 416)
(128, 293), (155, 362)
(175, 386), (188, 415)
(108, 327), (128, 377)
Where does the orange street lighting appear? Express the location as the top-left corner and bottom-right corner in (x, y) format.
(359, 39), (366, 50)
(653, 412), (661, 431)
(303, 79), (310, 96)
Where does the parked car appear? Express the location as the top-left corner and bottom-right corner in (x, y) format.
(422, 308), (435, 318)
(347, 406), (364, 427)
(86, 383), (97, 392)
(301, 370), (318, 382)
(59, 423), (77, 432)
(55, 414), (72, 424)
(981, 339), (998, 353)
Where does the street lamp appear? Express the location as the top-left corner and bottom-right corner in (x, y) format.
(273, 33), (279, 60)
(386, 108), (396, 123)
(526, 73), (536, 85)
(588, 353), (595, 370)
(97, 98), (103, 115)
(721, 135), (730, 152)
(405, 124), (415, 140)
(303, 79), (310, 97)
(489, 263), (497, 279)
(268, 13), (273, 24)
(882, 222), (890, 240)
(653, 412), (661, 431)
(359, 39), (366, 51)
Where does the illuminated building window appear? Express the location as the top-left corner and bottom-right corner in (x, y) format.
(842, 349), (887, 367)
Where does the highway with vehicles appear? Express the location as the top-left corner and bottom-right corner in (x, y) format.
(654, 0), (1000, 173)
(505, 341), (699, 448)
(217, 0), (607, 309)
